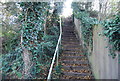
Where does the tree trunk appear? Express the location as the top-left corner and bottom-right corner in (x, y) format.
(22, 48), (31, 79)
(21, 30), (31, 79)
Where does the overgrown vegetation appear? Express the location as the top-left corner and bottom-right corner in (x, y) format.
(103, 14), (120, 58)
(72, 2), (120, 59)
(72, 2), (98, 53)
(1, 2), (63, 79)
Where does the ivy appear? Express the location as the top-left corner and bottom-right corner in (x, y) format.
(72, 2), (98, 53)
(1, 2), (62, 79)
(103, 14), (120, 58)
(72, 2), (120, 59)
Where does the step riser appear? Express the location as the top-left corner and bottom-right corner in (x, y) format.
(61, 56), (87, 60)
(62, 72), (91, 77)
(62, 43), (79, 45)
(62, 40), (78, 42)
(63, 49), (82, 51)
(62, 35), (75, 36)
(62, 75), (94, 79)
(62, 40), (79, 42)
(63, 52), (83, 54)
(63, 45), (81, 47)
(62, 61), (89, 64)
(62, 36), (76, 38)
(62, 66), (90, 71)
(63, 48), (82, 50)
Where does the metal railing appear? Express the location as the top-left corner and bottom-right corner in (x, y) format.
(47, 16), (62, 81)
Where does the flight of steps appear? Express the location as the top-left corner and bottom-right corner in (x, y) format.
(60, 19), (94, 79)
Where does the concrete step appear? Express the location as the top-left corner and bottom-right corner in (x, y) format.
(62, 41), (79, 43)
(63, 46), (83, 50)
(61, 63), (90, 67)
(63, 50), (83, 55)
(62, 60), (89, 65)
(62, 53), (85, 56)
(62, 35), (76, 38)
(61, 56), (87, 60)
(63, 48), (82, 52)
(62, 40), (79, 42)
(63, 44), (82, 49)
(61, 75), (94, 79)
(62, 66), (90, 71)
(62, 33), (76, 35)
(62, 39), (79, 42)
(62, 32), (75, 34)
(62, 38), (77, 40)
(62, 72), (91, 77)
(62, 42), (79, 45)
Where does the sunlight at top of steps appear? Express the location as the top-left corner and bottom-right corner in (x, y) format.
(62, 0), (73, 18)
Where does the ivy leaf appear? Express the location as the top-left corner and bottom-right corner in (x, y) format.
(16, 72), (22, 78)
(104, 30), (109, 34)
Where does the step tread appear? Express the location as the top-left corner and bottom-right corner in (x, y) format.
(62, 42), (80, 44)
(62, 72), (91, 77)
(62, 66), (90, 70)
(61, 56), (87, 60)
(62, 60), (89, 64)
(63, 49), (82, 51)
(63, 51), (83, 54)
(61, 75), (94, 79)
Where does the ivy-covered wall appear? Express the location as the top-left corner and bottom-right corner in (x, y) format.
(72, 1), (120, 79)
(74, 18), (119, 79)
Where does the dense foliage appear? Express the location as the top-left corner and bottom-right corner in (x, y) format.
(1, 2), (63, 79)
(72, 2), (98, 52)
(103, 14), (120, 58)
(72, 2), (119, 58)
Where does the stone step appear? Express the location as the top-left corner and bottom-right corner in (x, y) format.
(63, 69), (92, 74)
(62, 39), (78, 41)
(62, 38), (78, 41)
(63, 50), (83, 55)
(63, 48), (82, 52)
(62, 37), (78, 39)
(62, 41), (79, 43)
(62, 33), (76, 36)
(61, 56), (87, 60)
(62, 32), (74, 34)
(62, 39), (79, 42)
(62, 35), (76, 37)
(61, 75), (94, 79)
(62, 72), (91, 77)
(62, 28), (74, 30)
(61, 63), (90, 67)
(62, 29), (74, 30)
(62, 42), (79, 45)
(62, 66), (90, 71)
(62, 33), (76, 35)
(63, 31), (75, 33)
(63, 45), (81, 48)
(62, 37), (76, 39)
(63, 45), (80, 48)
(62, 37), (77, 39)
(62, 60), (89, 65)
(63, 47), (82, 50)
(62, 35), (76, 38)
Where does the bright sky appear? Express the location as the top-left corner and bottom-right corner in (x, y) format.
(92, 0), (99, 11)
(62, 0), (73, 17)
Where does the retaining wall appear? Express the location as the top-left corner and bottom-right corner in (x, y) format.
(74, 17), (119, 79)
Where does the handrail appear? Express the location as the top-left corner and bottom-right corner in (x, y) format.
(47, 16), (62, 81)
